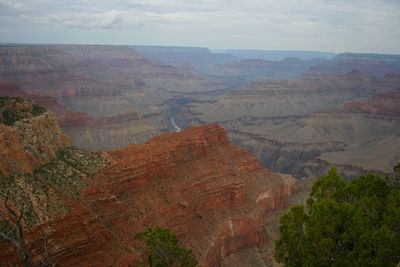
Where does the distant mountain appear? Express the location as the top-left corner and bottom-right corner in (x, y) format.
(225, 49), (336, 61)
(132, 45), (239, 66)
(206, 57), (326, 81)
(185, 71), (400, 177)
(308, 52), (400, 77)
(132, 46), (329, 80)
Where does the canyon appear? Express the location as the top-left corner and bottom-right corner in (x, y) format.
(0, 45), (230, 151)
(1, 44), (399, 266)
(184, 71), (400, 177)
(0, 97), (309, 266)
(1, 44), (399, 179)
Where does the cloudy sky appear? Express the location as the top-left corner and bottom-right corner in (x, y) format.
(0, 0), (399, 53)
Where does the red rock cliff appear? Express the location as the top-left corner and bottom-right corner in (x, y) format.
(0, 102), (70, 177)
(0, 124), (296, 266)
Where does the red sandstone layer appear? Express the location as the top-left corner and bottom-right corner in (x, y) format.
(341, 90), (400, 116)
(0, 124), (295, 266)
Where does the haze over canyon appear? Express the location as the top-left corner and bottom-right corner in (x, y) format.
(1, 44), (399, 178)
(0, 42), (399, 266)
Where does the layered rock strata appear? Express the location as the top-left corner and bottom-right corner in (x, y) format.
(185, 72), (400, 177)
(0, 81), (159, 151)
(0, 45), (230, 151)
(0, 98), (69, 177)
(0, 108), (297, 266)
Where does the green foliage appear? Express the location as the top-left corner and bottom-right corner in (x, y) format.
(274, 205), (307, 267)
(275, 166), (400, 267)
(36, 161), (85, 199)
(0, 146), (107, 230)
(32, 102), (46, 116)
(385, 162), (400, 190)
(0, 96), (45, 126)
(31, 147), (109, 199)
(56, 147), (108, 178)
(135, 227), (198, 267)
(0, 173), (68, 227)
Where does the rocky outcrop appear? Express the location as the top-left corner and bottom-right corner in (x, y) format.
(0, 81), (92, 127)
(0, 117), (297, 266)
(0, 81), (159, 151)
(0, 145), (111, 265)
(0, 97), (69, 177)
(93, 125), (296, 265)
(0, 82), (67, 113)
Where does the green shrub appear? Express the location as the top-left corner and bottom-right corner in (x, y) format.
(135, 227), (198, 267)
(275, 166), (400, 267)
(0, 96), (46, 126)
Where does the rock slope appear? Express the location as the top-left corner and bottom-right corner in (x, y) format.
(0, 97), (69, 177)
(0, 81), (159, 151)
(0, 99), (299, 266)
(185, 72), (400, 177)
(341, 87), (400, 116)
(192, 71), (380, 122)
(0, 45), (236, 151)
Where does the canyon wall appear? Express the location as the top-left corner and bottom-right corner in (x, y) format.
(0, 45), (175, 150)
(0, 45), (237, 151)
(185, 71), (400, 177)
(0, 99), (300, 266)
(1, 45), (399, 179)
(341, 88), (400, 116)
(307, 53), (400, 77)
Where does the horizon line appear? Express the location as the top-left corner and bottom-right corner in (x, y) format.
(1, 42), (400, 56)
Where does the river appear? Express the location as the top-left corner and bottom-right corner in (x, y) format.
(170, 116), (181, 132)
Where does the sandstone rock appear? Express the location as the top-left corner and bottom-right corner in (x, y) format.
(0, 123), (297, 267)
(0, 98), (70, 177)
(341, 89), (400, 116)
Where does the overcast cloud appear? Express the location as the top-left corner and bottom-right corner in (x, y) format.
(0, 0), (399, 53)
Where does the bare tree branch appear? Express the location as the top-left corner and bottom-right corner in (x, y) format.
(0, 190), (30, 267)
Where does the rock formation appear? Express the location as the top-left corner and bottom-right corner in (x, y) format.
(191, 71), (380, 122)
(307, 53), (400, 77)
(0, 97), (69, 177)
(209, 57), (325, 81)
(0, 81), (158, 151)
(0, 45), (232, 151)
(341, 88), (400, 116)
(0, 99), (299, 266)
(2, 45), (399, 180)
(185, 71), (400, 177)
(4, 45), (398, 265)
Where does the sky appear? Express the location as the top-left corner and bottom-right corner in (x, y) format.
(0, 0), (399, 54)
